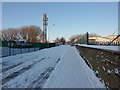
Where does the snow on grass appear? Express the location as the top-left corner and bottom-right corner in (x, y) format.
(2, 45), (69, 88)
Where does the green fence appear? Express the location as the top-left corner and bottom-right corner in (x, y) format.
(0, 41), (56, 49)
(0, 41), (8, 47)
(75, 32), (88, 44)
(29, 43), (56, 49)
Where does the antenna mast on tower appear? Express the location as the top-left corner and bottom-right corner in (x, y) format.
(43, 13), (48, 43)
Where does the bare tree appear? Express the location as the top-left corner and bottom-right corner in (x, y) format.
(89, 33), (99, 37)
(1, 25), (42, 43)
(60, 37), (66, 44)
(69, 34), (83, 42)
(28, 25), (42, 42)
(54, 38), (60, 44)
(0, 28), (18, 41)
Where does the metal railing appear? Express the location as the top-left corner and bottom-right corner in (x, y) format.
(107, 34), (120, 46)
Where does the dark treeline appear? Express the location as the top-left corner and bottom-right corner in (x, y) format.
(54, 37), (66, 44)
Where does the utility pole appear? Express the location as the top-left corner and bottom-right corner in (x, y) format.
(43, 13), (48, 43)
(86, 32), (89, 45)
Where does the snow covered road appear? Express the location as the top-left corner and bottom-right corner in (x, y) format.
(1, 45), (105, 88)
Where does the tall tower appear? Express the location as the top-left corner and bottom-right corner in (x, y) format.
(43, 13), (48, 43)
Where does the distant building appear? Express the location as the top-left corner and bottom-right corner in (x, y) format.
(89, 35), (120, 45)
(48, 40), (55, 43)
(66, 41), (74, 44)
(107, 35), (118, 39)
(8, 32), (27, 47)
(89, 36), (110, 42)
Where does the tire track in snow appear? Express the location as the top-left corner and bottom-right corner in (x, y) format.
(2, 58), (45, 85)
(2, 55), (42, 72)
(2, 46), (69, 88)
(27, 58), (61, 88)
(0, 62), (23, 73)
(2, 55), (45, 79)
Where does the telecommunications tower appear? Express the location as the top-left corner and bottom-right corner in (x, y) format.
(42, 13), (48, 43)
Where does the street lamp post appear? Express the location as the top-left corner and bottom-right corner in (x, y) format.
(48, 24), (55, 47)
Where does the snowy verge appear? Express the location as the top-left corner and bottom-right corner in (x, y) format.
(77, 44), (119, 52)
